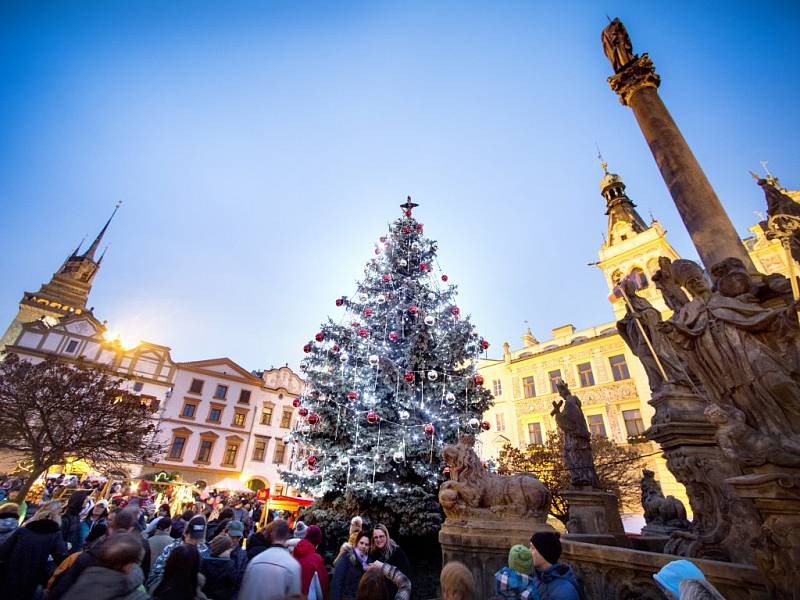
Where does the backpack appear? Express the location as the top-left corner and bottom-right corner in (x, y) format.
(47, 550), (82, 590)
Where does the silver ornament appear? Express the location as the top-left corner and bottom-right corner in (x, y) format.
(445, 392), (456, 404)
(339, 352), (349, 363)
(299, 362), (308, 371)
(427, 369), (438, 381)
(377, 294), (386, 304)
(339, 456), (349, 466)
(399, 409), (410, 421)
(468, 417), (480, 429)
(411, 242), (421, 251)
(359, 293), (368, 302)
(392, 451), (405, 463)
(427, 292), (436, 301)
(424, 315), (435, 326)
(368, 354), (379, 365)
(399, 258), (408, 267)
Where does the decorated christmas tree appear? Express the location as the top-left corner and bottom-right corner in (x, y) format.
(283, 197), (493, 535)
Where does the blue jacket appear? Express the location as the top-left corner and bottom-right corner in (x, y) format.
(494, 566), (540, 599)
(533, 563), (582, 600)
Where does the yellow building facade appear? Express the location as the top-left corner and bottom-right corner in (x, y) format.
(478, 166), (796, 516)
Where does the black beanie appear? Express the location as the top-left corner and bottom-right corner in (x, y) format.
(531, 531), (562, 565)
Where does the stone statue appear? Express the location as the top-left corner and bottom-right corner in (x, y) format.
(658, 258), (800, 442)
(552, 382), (600, 488)
(705, 403), (800, 468)
(640, 469), (690, 532)
(616, 276), (691, 391)
(439, 434), (551, 522)
(652, 256), (690, 311)
(752, 172), (800, 266)
(601, 18), (635, 73)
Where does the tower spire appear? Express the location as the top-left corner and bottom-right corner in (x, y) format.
(599, 160), (648, 246)
(83, 201), (121, 261)
(70, 236), (87, 258)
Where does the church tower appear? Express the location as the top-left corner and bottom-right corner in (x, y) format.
(0, 203), (120, 350)
(595, 160), (679, 319)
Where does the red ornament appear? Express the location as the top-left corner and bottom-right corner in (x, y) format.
(292, 398), (301, 408)
(315, 332), (325, 342)
(408, 305), (418, 315)
(405, 209), (412, 217)
(364, 307), (373, 317)
(402, 225), (411, 234)
(379, 236), (386, 243)
(298, 407), (309, 417)
(480, 340), (490, 350)
(374, 248), (381, 255)
(441, 275), (448, 282)
(358, 328), (369, 338)
(388, 331), (399, 342)
(419, 263), (429, 272)
(404, 372), (415, 383)
(331, 344), (340, 353)
(383, 273), (391, 282)
(336, 298), (344, 307)
(424, 423), (435, 434)
(415, 223), (423, 231)
(367, 411), (380, 423)
(481, 421), (491, 431)
(347, 390), (358, 401)
(451, 306), (461, 317)
(352, 322), (360, 328)
(303, 343), (312, 353)
(474, 374), (485, 386)
(307, 455), (318, 467)
(307, 412), (320, 424)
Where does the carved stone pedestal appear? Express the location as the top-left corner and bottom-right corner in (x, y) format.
(727, 470), (800, 600)
(439, 520), (555, 600)
(562, 486), (629, 547)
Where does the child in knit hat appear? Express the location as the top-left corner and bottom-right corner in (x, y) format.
(201, 534), (236, 600)
(493, 544), (539, 599)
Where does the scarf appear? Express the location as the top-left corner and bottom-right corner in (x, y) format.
(354, 547), (369, 570)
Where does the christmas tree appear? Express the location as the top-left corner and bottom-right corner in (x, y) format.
(283, 197), (493, 536)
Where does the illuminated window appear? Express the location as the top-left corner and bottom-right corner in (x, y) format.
(588, 414), (606, 438)
(523, 376), (536, 398)
(495, 413), (506, 432)
(492, 379), (502, 396)
(168, 436), (187, 459)
(196, 440), (213, 463)
(252, 438), (267, 461)
(623, 409), (645, 438)
(273, 441), (286, 464)
(189, 379), (204, 394)
(214, 385), (228, 400)
(274, 484), (285, 496)
(577, 363), (595, 387)
(222, 443), (239, 466)
(233, 411), (246, 427)
(610, 355), (630, 381)
(260, 406), (273, 426)
(280, 410), (292, 429)
(528, 422), (543, 445)
(548, 370), (562, 393)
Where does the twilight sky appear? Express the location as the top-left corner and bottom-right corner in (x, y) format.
(1, 1), (798, 371)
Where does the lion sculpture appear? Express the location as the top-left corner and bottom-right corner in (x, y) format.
(439, 434), (551, 522)
(641, 469), (690, 531)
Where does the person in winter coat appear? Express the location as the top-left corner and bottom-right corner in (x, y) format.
(62, 533), (149, 600)
(0, 503), (20, 545)
(529, 532), (582, 600)
(200, 534), (236, 600)
(149, 517), (174, 569)
(171, 509), (193, 539)
(148, 514), (209, 591)
(356, 562), (412, 600)
(152, 543), (208, 600)
(330, 531), (371, 600)
(221, 520), (248, 596)
(293, 524), (329, 599)
(62, 490), (92, 553)
(206, 507), (234, 542)
(244, 525), (271, 561)
(82, 500), (110, 547)
(369, 524), (411, 596)
(0, 500), (68, 600)
(494, 544), (537, 599)
(238, 520), (301, 600)
(653, 560), (725, 600)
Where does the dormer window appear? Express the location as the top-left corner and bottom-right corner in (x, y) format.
(65, 340), (79, 354)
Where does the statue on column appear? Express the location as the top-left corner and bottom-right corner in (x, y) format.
(552, 382), (600, 488)
(657, 258), (800, 445)
(615, 276), (692, 391)
(601, 18), (635, 73)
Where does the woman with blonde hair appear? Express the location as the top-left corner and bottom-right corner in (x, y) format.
(369, 524), (411, 595)
(0, 500), (68, 599)
(440, 561), (474, 600)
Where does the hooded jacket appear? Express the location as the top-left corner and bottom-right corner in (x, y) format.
(200, 556), (236, 600)
(293, 538), (329, 599)
(533, 563), (583, 600)
(62, 490), (91, 553)
(238, 544), (301, 600)
(245, 530), (270, 561)
(0, 518), (68, 599)
(61, 565), (149, 600)
(494, 566), (539, 599)
(0, 514), (19, 546)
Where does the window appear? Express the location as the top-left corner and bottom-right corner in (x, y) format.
(273, 441), (286, 464)
(274, 484), (285, 496)
(523, 376), (536, 398)
(280, 410), (292, 429)
(252, 438), (267, 461)
(133, 381), (144, 392)
(181, 402), (197, 419)
(233, 411), (246, 427)
(495, 413), (506, 432)
(588, 414), (607, 438)
(214, 384), (228, 400)
(623, 409), (646, 438)
(208, 407), (222, 423)
(630, 267), (648, 289)
(577, 362), (595, 387)
(610, 355), (630, 381)
(492, 379), (502, 396)
(528, 422), (543, 446)
(238, 389), (251, 404)
(196, 440), (213, 463)
(65, 340), (79, 353)
(189, 379), (204, 394)
(168, 436), (187, 459)
(143, 396), (159, 412)
(548, 370), (562, 393)
(222, 443), (239, 466)
(260, 406), (273, 426)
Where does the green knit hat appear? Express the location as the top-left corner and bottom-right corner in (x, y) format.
(508, 544), (533, 575)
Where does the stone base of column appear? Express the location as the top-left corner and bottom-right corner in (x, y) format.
(561, 486), (630, 548)
(439, 519), (555, 600)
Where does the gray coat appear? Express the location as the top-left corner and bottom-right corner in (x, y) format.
(62, 564), (149, 600)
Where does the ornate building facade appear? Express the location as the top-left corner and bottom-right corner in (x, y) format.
(479, 165), (795, 513)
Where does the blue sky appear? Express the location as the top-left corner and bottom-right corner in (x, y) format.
(1, 1), (798, 371)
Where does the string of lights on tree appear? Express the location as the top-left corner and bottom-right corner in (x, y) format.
(281, 197), (494, 499)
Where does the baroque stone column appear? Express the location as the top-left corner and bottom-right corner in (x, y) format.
(601, 19), (754, 272)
